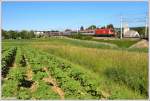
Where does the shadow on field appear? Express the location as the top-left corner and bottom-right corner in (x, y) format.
(19, 79), (34, 88)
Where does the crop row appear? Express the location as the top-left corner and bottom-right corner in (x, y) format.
(2, 46), (102, 99)
(23, 47), (101, 99)
(2, 47), (17, 78)
(15, 47), (26, 67)
(2, 46), (59, 99)
(23, 48), (90, 99)
(22, 48), (62, 99)
(2, 47), (27, 98)
(2, 47), (9, 53)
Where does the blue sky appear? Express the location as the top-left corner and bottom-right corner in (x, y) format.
(2, 1), (148, 31)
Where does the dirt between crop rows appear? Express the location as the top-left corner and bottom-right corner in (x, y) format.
(24, 53), (64, 99)
(26, 67), (33, 81)
(42, 67), (65, 100)
(30, 81), (38, 93)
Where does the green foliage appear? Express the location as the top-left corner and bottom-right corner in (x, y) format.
(92, 39), (139, 48)
(23, 47), (95, 99)
(69, 33), (92, 40)
(32, 71), (48, 81)
(17, 88), (31, 99)
(43, 51), (101, 99)
(80, 26), (84, 31)
(87, 25), (97, 29)
(131, 27), (148, 38)
(2, 30), (36, 39)
(104, 67), (148, 96)
(7, 68), (26, 81)
(127, 48), (148, 53)
(49, 66), (93, 99)
(2, 47), (17, 77)
(32, 81), (59, 99)
(107, 24), (114, 29)
(2, 80), (18, 97)
(58, 62), (101, 98)
(15, 47), (27, 67)
(2, 38), (148, 99)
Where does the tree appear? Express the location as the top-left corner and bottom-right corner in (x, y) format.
(101, 26), (106, 29)
(107, 24), (114, 29)
(30, 31), (35, 38)
(2, 30), (8, 39)
(107, 24), (115, 34)
(65, 29), (72, 32)
(2, 30), (36, 39)
(20, 30), (28, 39)
(88, 25), (97, 30)
(80, 26), (84, 31)
(131, 27), (146, 38)
(8, 30), (18, 39)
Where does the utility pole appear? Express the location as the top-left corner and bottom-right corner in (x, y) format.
(120, 15), (123, 39)
(145, 14), (148, 39)
(77, 27), (79, 34)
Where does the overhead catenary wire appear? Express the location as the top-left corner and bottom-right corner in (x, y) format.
(120, 12), (148, 38)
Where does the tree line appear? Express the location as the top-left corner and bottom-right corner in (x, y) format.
(131, 27), (148, 39)
(2, 25), (148, 39)
(80, 24), (115, 30)
(2, 30), (36, 39)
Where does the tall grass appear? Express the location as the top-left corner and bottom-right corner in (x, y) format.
(34, 44), (148, 98)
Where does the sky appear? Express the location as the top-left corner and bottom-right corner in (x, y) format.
(2, 1), (148, 31)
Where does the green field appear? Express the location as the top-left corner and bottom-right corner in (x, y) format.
(91, 38), (139, 48)
(2, 37), (148, 99)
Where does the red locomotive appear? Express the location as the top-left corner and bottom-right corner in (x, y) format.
(95, 28), (115, 36)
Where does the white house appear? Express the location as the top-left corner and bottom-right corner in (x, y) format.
(123, 23), (140, 38)
(34, 31), (44, 35)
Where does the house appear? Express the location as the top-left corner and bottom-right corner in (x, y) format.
(63, 29), (72, 36)
(123, 23), (140, 38)
(34, 31), (44, 35)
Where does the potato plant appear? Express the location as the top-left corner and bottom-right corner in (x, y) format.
(2, 67), (27, 98)
(23, 47), (101, 99)
(2, 47), (17, 77)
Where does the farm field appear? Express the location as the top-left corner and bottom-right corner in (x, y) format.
(1, 37), (148, 100)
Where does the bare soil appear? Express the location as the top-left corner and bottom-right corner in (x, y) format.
(26, 67), (33, 80)
(42, 67), (65, 100)
(129, 39), (148, 48)
(101, 90), (111, 99)
(30, 81), (38, 93)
